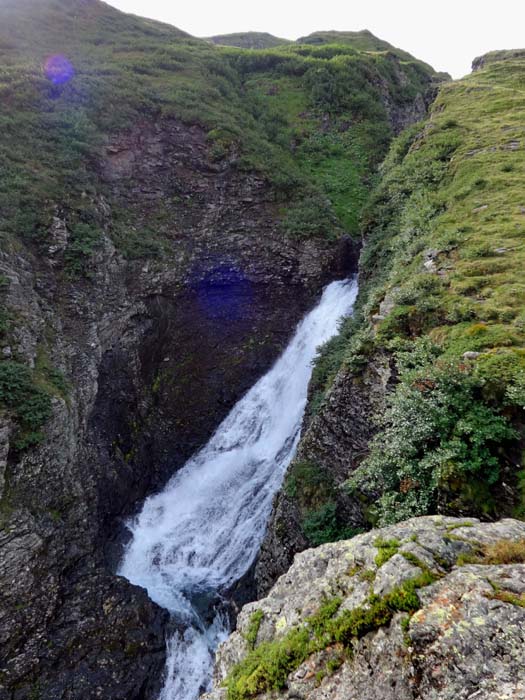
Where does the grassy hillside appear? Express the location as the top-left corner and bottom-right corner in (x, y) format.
(312, 52), (525, 524)
(0, 0), (438, 248)
(0, 0), (439, 448)
(297, 30), (432, 69)
(222, 42), (438, 234)
(206, 32), (291, 49)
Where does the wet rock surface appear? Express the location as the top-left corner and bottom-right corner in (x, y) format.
(209, 516), (525, 700)
(0, 117), (343, 700)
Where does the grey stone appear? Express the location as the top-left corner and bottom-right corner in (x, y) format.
(209, 516), (525, 700)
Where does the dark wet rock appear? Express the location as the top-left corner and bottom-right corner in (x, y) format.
(0, 116), (343, 700)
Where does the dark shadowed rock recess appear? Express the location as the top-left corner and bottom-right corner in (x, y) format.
(0, 117), (345, 699)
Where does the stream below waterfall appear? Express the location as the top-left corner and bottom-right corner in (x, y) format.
(118, 277), (359, 700)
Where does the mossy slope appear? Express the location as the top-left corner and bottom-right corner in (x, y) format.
(312, 52), (525, 524)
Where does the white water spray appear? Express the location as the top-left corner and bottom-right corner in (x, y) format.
(119, 278), (358, 700)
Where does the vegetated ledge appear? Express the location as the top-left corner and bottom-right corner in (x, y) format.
(291, 50), (525, 531)
(472, 48), (525, 71)
(207, 516), (525, 700)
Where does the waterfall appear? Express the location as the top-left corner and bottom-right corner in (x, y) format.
(118, 277), (359, 700)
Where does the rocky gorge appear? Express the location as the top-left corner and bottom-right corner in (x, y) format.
(0, 114), (342, 699)
(0, 1), (524, 699)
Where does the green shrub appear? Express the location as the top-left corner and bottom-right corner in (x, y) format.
(350, 340), (517, 524)
(64, 223), (102, 276)
(285, 461), (362, 545)
(302, 503), (361, 546)
(0, 361), (52, 449)
(281, 193), (341, 240)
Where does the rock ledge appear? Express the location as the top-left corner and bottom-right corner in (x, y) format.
(208, 515), (525, 700)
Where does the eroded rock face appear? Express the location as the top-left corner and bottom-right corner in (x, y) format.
(209, 516), (525, 700)
(0, 117), (344, 700)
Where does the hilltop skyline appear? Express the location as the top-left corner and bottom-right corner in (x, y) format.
(106, 0), (525, 78)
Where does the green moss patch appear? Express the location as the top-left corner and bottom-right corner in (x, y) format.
(374, 537), (400, 566)
(224, 571), (435, 700)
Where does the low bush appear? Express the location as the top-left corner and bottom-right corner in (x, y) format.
(349, 340), (517, 525)
(0, 361), (52, 449)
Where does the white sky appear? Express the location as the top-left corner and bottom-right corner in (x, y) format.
(105, 0), (525, 79)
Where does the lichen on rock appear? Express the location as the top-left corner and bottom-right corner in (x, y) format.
(207, 516), (525, 700)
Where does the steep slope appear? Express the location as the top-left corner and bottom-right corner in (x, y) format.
(258, 51), (525, 592)
(209, 517), (525, 700)
(0, 1), (440, 698)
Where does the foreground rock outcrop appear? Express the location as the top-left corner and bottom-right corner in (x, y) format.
(210, 516), (525, 700)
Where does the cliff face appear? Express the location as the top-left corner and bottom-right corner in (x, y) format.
(0, 115), (342, 699)
(210, 517), (525, 700)
(257, 50), (525, 593)
(0, 1), (441, 698)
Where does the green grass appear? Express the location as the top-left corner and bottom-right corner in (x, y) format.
(374, 537), (400, 566)
(313, 55), (525, 523)
(244, 611), (264, 650)
(206, 33), (291, 50)
(0, 0), (438, 451)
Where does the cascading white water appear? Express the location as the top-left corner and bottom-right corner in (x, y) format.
(118, 278), (359, 700)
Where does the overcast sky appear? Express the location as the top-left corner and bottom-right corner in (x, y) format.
(105, 0), (525, 78)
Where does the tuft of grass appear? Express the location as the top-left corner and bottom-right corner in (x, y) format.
(457, 538), (525, 566)
(487, 590), (525, 607)
(481, 539), (525, 564)
(244, 610), (264, 650)
(374, 537), (400, 566)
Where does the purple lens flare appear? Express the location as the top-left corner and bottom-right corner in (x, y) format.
(44, 55), (75, 85)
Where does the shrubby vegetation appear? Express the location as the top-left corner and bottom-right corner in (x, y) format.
(350, 339), (517, 524)
(284, 461), (361, 544)
(313, 54), (525, 522)
(0, 362), (53, 450)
